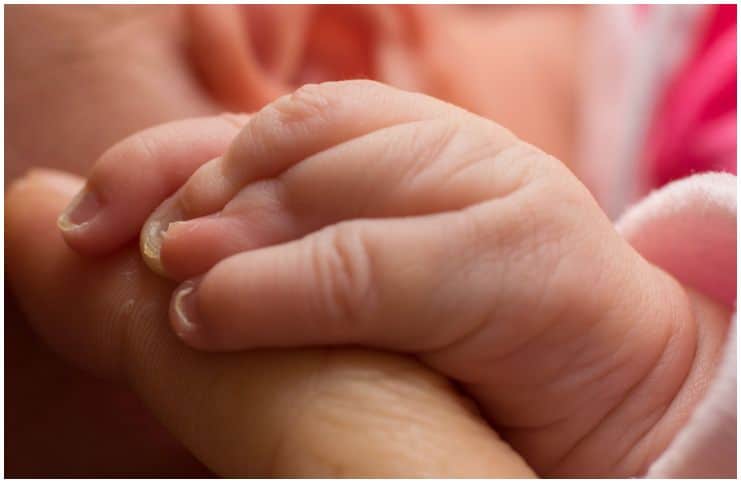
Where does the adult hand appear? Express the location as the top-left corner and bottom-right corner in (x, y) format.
(5, 170), (534, 477)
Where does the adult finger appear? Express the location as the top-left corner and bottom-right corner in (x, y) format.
(6, 169), (534, 477)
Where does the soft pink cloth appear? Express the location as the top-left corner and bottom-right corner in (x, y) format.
(615, 172), (737, 478)
(632, 11), (737, 474)
(579, 6), (736, 476)
(643, 5), (737, 187)
(578, 5), (736, 219)
(618, 173), (737, 307)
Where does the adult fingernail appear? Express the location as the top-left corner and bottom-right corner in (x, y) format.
(171, 278), (202, 339)
(140, 197), (185, 277)
(57, 187), (102, 232)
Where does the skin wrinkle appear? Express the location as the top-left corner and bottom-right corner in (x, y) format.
(201, 83), (506, 229)
(420, 200), (551, 356)
(235, 353), (324, 475)
(340, 227), (381, 341)
(609, 337), (691, 473)
(416, 212), (519, 360)
(548, 370), (650, 474)
(453, 193), (562, 355)
(464, 294), (621, 437)
(370, 121), (456, 213)
(219, 86), (344, 188)
(267, 350), (445, 476)
(110, 280), (143, 384)
(510, 306), (589, 391)
(215, 112), (524, 250)
(313, 374), (420, 432)
(234, 181), (295, 235)
(275, 83), (338, 126)
(550, 315), (627, 394)
(621, 289), (720, 475)
(553, 340), (648, 470)
(300, 348), (476, 476)
(550, 277), (691, 475)
(119, 278), (170, 390)
(412, 171), (691, 474)
(614, 400), (677, 475)
(394, 119), (463, 189)
(284, 352), (486, 476)
(314, 225), (371, 333)
(520, 242), (610, 383)
(547, 344), (644, 472)
(264, 350), (334, 476)
(278, 118), (460, 218)
(439, 141), (539, 205)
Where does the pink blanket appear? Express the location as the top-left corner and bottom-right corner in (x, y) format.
(581, 7), (736, 474)
(615, 172), (737, 478)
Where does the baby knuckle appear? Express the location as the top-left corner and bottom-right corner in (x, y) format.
(264, 80), (385, 129)
(270, 82), (340, 126)
(93, 129), (166, 195)
(477, 141), (543, 195)
(310, 223), (377, 332)
(98, 128), (159, 176)
(414, 118), (462, 159)
(126, 129), (162, 166)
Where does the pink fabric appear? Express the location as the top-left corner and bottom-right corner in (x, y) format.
(615, 172), (737, 477)
(649, 318), (737, 478)
(618, 172), (737, 307)
(581, 9), (737, 475)
(577, 5), (707, 218)
(643, 5), (737, 188)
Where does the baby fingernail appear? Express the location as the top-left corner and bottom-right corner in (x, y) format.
(171, 278), (202, 338)
(140, 198), (185, 277)
(57, 187), (102, 232)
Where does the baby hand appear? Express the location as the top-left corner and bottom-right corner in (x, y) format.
(59, 81), (728, 476)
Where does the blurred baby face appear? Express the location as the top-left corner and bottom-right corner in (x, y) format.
(6, 5), (583, 181)
(191, 5), (584, 162)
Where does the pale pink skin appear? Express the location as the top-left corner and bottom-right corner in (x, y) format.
(58, 81), (729, 476)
